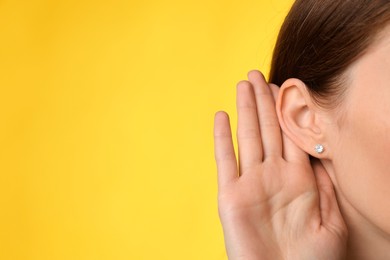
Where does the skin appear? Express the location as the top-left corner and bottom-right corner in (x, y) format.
(214, 25), (390, 259)
(214, 71), (347, 260)
(314, 26), (390, 259)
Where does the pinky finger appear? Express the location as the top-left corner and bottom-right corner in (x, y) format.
(214, 111), (239, 186)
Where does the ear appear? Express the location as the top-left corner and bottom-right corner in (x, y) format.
(275, 78), (329, 158)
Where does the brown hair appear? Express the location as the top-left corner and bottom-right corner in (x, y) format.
(268, 0), (390, 110)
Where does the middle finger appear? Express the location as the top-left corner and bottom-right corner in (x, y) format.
(247, 70), (283, 159)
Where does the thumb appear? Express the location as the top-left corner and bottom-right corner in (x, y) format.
(311, 158), (348, 237)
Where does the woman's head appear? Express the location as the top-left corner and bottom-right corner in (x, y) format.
(269, 0), (390, 237)
(270, 0), (390, 110)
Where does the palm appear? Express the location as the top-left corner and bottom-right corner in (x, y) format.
(214, 70), (347, 260)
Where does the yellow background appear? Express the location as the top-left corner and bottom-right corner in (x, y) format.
(0, 0), (293, 259)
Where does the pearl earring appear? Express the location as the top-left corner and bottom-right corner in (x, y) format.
(315, 144), (324, 154)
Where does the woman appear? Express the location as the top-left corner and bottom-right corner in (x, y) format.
(213, 0), (390, 259)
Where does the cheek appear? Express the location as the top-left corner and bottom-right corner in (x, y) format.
(333, 98), (390, 233)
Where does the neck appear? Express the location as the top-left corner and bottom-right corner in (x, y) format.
(334, 183), (390, 259)
(320, 159), (390, 259)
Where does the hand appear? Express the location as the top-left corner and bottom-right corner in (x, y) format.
(213, 70), (348, 260)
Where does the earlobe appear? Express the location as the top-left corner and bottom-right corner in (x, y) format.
(275, 78), (327, 158)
